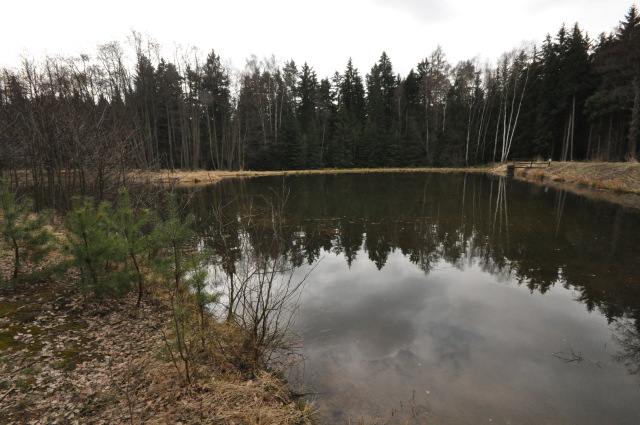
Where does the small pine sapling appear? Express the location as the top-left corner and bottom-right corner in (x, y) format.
(187, 257), (220, 349)
(109, 189), (154, 307)
(152, 193), (197, 294)
(65, 197), (128, 297)
(151, 193), (222, 382)
(151, 193), (199, 384)
(0, 179), (54, 282)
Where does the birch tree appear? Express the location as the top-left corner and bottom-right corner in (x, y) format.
(496, 48), (531, 163)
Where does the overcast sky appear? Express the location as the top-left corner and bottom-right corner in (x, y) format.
(0, 0), (634, 78)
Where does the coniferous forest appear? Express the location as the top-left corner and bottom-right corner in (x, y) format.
(1, 6), (639, 205)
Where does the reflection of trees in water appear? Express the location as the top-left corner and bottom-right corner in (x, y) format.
(188, 172), (640, 374)
(554, 188), (568, 236)
(491, 177), (509, 248)
(614, 319), (640, 379)
(194, 185), (310, 374)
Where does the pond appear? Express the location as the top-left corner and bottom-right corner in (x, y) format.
(189, 172), (640, 425)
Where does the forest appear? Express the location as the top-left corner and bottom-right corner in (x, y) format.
(2, 7), (640, 422)
(1, 6), (639, 207)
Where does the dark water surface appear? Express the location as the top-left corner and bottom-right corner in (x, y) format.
(189, 172), (640, 425)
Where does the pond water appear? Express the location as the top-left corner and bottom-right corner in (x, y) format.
(189, 172), (640, 425)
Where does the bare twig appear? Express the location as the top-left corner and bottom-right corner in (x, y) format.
(553, 341), (583, 363)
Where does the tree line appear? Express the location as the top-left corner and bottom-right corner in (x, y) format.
(1, 6), (639, 198)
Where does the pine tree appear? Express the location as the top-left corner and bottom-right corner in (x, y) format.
(396, 69), (424, 165)
(109, 188), (155, 307)
(617, 4), (640, 40)
(0, 179), (54, 281)
(340, 59), (367, 122)
(297, 63), (317, 135)
(151, 193), (220, 382)
(65, 197), (128, 296)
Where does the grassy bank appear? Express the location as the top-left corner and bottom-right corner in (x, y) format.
(493, 161), (640, 194)
(131, 163), (640, 194)
(127, 166), (493, 187)
(130, 163), (640, 208)
(491, 161), (640, 209)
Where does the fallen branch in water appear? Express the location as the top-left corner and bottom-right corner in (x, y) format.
(552, 341), (583, 363)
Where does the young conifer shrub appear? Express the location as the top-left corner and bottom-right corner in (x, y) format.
(151, 193), (198, 291)
(108, 188), (155, 307)
(0, 179), (54, 282)
(152, 193), (203, 384)
(65, 197), (129, 297)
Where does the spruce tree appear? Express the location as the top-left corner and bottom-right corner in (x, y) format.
(316, 78), (335, 166)
(297, 63), (318, 136)
(589, 5), (640, 160)
(201, 50), (232, 169)
(365, 52), (398, 166)
(155, 59), (184, 169)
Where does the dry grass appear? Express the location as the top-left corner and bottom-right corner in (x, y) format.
(140, 369), (314, 425)
(493, 161), (640, 194)
(9, 163), (637, 195)
(109, 341), (314, 425)
(491, 161), (640, 210)
(128, 166), (494, 188)
(131, 163), (640, 211)
(0, 260), (314, 425)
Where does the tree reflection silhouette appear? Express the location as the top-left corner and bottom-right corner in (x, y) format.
(614, 319), (640, 379)
(188, 172), (640, 378)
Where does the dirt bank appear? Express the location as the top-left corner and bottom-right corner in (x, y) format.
(493, 161), (640, 209)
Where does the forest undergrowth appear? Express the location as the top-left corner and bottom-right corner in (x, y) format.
(0, 273), (313, 425)
(0, 182), (315, 425)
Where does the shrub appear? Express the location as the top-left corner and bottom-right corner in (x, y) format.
(0, 179), (54, 282)
(65, 197), (129, 297)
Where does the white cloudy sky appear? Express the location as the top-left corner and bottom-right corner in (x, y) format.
(0, 0), (633, 78)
